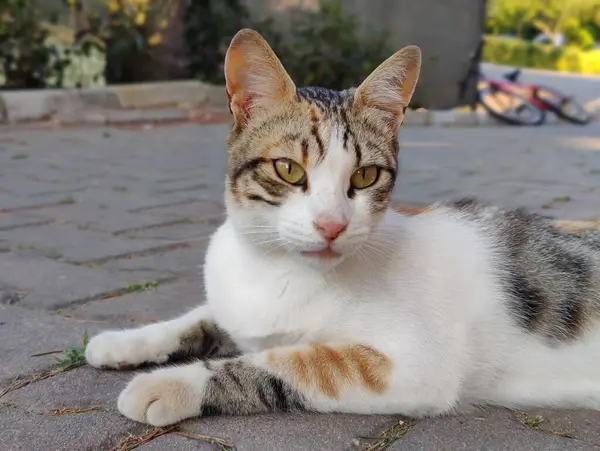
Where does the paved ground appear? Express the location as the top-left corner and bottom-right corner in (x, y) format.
(1, 120), (600, 451)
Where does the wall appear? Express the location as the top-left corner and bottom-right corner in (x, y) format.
(242, 0), (486, 109)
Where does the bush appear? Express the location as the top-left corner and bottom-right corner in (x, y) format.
(184, 0), (391, 89)
(265, 1), (391, 90)
(76, 0), (178, 84)
(184, 0), (251, 85)
(482, 36), (561, 70)
(0, 0), (71, 89)
(483, 35), (600, 75)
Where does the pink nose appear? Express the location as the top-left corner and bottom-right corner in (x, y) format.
(314, 217), (347, 242)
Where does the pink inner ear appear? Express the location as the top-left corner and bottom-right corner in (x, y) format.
(226, 88), (233, 115)
(227, 88), (258, 123)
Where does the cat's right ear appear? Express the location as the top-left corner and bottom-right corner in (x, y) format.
(225, 29), (297, 125)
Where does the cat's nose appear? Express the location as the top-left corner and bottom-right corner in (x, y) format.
(313, 216), (347, 242)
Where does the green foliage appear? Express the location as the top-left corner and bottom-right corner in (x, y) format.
(124, 280), (159, 292)
(265, 1), (391, 90)
(483, 35), (562, 69)
(0, 0), (71, 89)
(486, 0), (600, 47)
(184, 0), (391, 90)
(483, 35), (600, 74)
(75, 0), (177, 84)
(184, 0), (251, 85)
(486, 0), (537, 36)
(562, 18), (595, 50)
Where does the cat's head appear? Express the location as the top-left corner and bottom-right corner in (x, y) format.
(224, 29), (420, 268)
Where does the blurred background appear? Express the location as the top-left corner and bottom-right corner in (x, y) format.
(0, 0), (598, 109)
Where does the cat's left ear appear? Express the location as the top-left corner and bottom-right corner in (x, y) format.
(224, 29), (297, 125)
(354, 45), (421, 118)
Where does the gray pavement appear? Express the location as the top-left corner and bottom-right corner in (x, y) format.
(0, 121), (599, 450)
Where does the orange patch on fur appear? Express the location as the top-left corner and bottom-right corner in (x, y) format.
(267, 344), (391, 399)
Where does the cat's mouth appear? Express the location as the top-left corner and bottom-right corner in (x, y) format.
(301, 247), (342, 259)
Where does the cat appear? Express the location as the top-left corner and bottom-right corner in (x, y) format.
(85, 28), (600, 427)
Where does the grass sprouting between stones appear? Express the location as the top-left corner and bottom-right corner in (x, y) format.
(515, 411), (576, 440)
(360, 418), (415, 451)
(516, 411), (544, 429)
(124, 280), (159, 293)
(55, 329), (90, 371)
(111, 427), (236, 451)
(47, 406), (104, 415)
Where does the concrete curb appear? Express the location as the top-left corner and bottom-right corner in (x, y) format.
(0, 80), (597, 127)
(0, 80), (228, 125)
(403, 108), (598, 127)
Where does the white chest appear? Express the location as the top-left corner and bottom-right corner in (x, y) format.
(204, 226), (345, 352)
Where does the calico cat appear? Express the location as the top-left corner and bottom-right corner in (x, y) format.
(85, 29), (600, 427)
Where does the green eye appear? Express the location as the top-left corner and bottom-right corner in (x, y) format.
(350, 166), (380, 189)
(273, 159), (307, 185)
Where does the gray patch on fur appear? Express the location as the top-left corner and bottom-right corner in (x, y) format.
(200, 359), (308, 416)
(446, 198), (600, 343)
(296, 86), (352, 108)
(167, 321), (240, 362)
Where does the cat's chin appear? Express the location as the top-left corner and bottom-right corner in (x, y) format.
(301, 248), (341, 259)
(297, 248), (346, 269)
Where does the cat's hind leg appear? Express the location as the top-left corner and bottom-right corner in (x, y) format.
(485, 333), (600, 411)
(85, 305), (238, 369)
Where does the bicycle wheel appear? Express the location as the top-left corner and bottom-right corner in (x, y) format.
(478, 83), (546, 126)
(533, 86), (591, 125)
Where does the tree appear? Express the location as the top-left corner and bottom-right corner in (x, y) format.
(486, 0), (536, 37)
(529, 0), (591, 43)
(486, 0), (600, 44)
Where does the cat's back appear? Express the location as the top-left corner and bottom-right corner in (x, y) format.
(441, 198), (600, 344)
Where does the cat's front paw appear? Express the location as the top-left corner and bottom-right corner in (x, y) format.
(118, 364), (208, 426)
(85, 328), (177, 369)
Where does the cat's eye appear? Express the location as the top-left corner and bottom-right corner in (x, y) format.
(273, 159), (307, 185)
(350, 166), (380, 189)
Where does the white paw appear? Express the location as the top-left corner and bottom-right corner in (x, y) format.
(118, 364), (209, 426)
(85, 327), (178, 369)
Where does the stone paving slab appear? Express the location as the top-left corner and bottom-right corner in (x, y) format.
(140, 434), (215, 451)
(119, 220), (218, 242)
(32, 203), (185, 235)
(0, 404), (143, 451)
(0, 222), (182, 263)
(62, 275), (205, 325)
(0, 305), (107, 384)
(520, 409), (600, 445)
(0, 193), (82, 212)
(0, 252), (159, 310)
(100, 241), (210, 277)
(0, 173), (89, 199)
(2, 366), (132, 413)
(0, 212), (51, 230)
(182, 412), (399, 451)
(390, 408), (598, 451)
(131, 198), (226, 220)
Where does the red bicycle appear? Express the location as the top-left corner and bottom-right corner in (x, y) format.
(477, 71), (546, 126)
(460, 41), (592, 126)
(479, 68), (591, 126)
